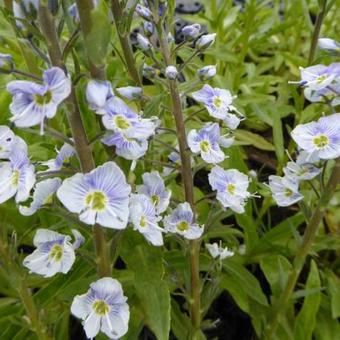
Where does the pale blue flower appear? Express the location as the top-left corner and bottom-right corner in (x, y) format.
(116, 86), (142, 100)
(0, 150), (35, 204)
(208, 166), (250, 213)
(129, 194), (163, 246)
(318, 38), (340, 52)
(283, 161), (321, 182)
(291, 113), (340, 160)
(23, 228), (83, 278)
(137, 33), (152, 51)
(102, 132), (149, 160)
(57, 162), (131, 229)
(164, 202), (203, 240)
(188, 123), (232, 164)
(181, 23), (201, 40)
(135, 4), (152, 19)
(71, 277), (129, 339)
(137, 171), (171, 214)
(19, 178), (62, 215)
(86, 80), (114, 115)
(7, 67), (71, 134)
(192, 85), (242, 129)
(41, 142), (75, 171)
(268, 175), (303, 207)
(143, 21), (154, 36)
(206, 242), (234, 259)
(0, 126), (27, 159)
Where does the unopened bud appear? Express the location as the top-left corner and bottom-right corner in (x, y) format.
(197, 65), (216, 80)
(0, 54), (14, 74)
(137, 33), (152, 51)
(135, 4), (152, 20)
(181, 23), (201, 40)
(196, 33), (216, 49)
(116, 86), (143, 100)
(165, 65), (178, 80)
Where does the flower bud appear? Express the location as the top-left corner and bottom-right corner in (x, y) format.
(318, 38), (340, 53)
(135, 4), (152, 20)
(165, 65), (178, 80)
(181, 23), (201, 40)
(143, 64), (157, 78)
(0, 54), (14, 74)
(143, 22), (154, 36)
(197, 65), (216, 80)
(116, 86), (143, 100)
(196, 33), (217, 49)
(48, 0), (59, 15)
(167, 33), (175, 43)
(137, 33), (152, 51)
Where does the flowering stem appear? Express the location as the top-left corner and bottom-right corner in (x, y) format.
(12, 69), (42, 81)
(307, 0), (327, 65)
(156, 20), (201, 336)
(38, 3), (111, 278)
(265, 158), (340, 338)
(111, 0), (142, 86)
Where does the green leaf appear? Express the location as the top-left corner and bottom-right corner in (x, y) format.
(120, 231), (170, 340)
(272, 114), (285, 166)
(234, 130), (275, 151)
(222, 260), (268, 306)
(294, 260), (321, 340)
(325, 270), (340, 319)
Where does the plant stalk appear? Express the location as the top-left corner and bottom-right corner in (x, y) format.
(156, 20), (201, 336)
(111, 0), (142, 86)
(265, 158), (340, 338)
(38, 3), (111, 277)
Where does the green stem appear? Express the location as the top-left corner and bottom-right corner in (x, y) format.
(111, 0), (142, 86)
(308, 0), (327, 65)
(265, 158), (340, 338)
(38, 3), (111, 278)
(156, 20), (201, 336)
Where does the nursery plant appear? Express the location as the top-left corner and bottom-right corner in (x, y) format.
(0, 0), (339, 339)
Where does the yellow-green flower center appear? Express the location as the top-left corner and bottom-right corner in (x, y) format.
(114, 115), (130, 130)
(11, 170), (20, 186)
(313, 134), (329, 148)
(140, 216), (147, 227)
(316, 75), (327, 83)
(199, 140), (210, 153)
(43, 194), (54, 205)
(177, 221), (189, 231)
(213, 96), (222, 108)
(92, 300), (110, 316)
(49, 244), (63, 262)
(85, 191), (107, 211)
(227, 183), (236, 195)
(34, 90), (52, 105)
(151, 194), (160, 205)
(285, 188), (293, 197)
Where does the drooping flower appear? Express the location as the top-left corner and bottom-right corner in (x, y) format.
(86, 80), (114, 115)
(19, 178), (62, 215)
(7, 67), (71, 134)
(181, 23), (201, 40)
(71, 277), (129, 339)
(164, 202), (203, 240)
(129, 194), (163, 246)
(23, 228), (83, 278)
(205, 242), (234, 260)
(0, 151), (35, 204)
(0, 126), (27, 159)
(268, 175), (303, 207)
(291, 113), (340, 160)
(116, 86), (142, 100)
(283, 161), (321, 182)
(137, 171), (171, 214)
(41, 142), (75, 171)
(192, 85), (242, 129)
(197, 65), (216, 80)
(208, 166), (250, 213)
(318, 38), (340, 52)
(188, 123), (233, 164)
(57, 162), (131, 229)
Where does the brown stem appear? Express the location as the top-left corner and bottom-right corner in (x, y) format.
(156, 21), (201, 335)
(38, 3), (110, 277)
(265, 158), (340, 338)
(111, 0), (142, 86)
